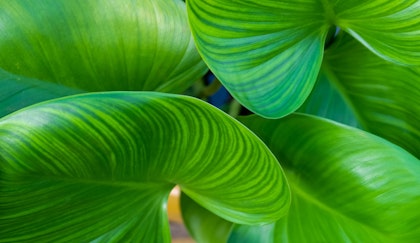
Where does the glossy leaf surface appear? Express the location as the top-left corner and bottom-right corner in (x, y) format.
(0, 0), (207, 93)
(0, 68), (83, 117)
(321, 33), (420, 158)
(188, 0), (328, 118)
(297, 69), (360, 128)
(336, 0), (420, 65)
(0, 92), (290, 242)
(188, 0), (420, 118)
(233, 114), (420, 242)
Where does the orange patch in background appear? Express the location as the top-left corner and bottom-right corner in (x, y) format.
(168, 186), (195, 243)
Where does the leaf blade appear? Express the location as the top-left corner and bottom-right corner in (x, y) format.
(235, 114), (420, 242)
(0, 68), (83, 117)
(188, 0), (328, 118)
(181, 193), (233, 243)
(0, 92), (290, 242)
(0, 0), (207, 93)
(323, 33), (420, 157)
(187, 0), (420, 119)
(335, 0), (420, 65)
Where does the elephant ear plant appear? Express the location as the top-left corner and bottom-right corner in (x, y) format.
(0, 0), (419, 243)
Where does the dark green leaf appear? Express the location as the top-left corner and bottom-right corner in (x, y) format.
(297, 69), (360, 128)
(0, 68), (83, 117)
(181, 193), (233, 243)
(0, 92), (290, 242)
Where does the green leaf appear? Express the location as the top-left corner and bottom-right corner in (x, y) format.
(228, 223), (276, 243)
(0, 92), (290, 242)
(187, 0), (419, 118)
(187, 0), (328, 118)
(297, 69), (361, 128)
(335, 0), (420, 65)
(181, 193), (233, 243)
(0, 68), (83, 117)
(233, 114), (420, 242)
(0, 0), (207, 93)
(322, 33), (420, 158)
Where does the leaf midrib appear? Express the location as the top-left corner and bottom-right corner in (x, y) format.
(23, 173), (173, 191)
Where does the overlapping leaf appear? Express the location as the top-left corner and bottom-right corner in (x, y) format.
(319, 33), (420, 157)
(335, 0), (420, 65)
(0, 0), (207, 93)
(0, 92), (290, 242)
(181, 193), (233, 243)
(187, 0), (420, 118)
(0, 68), (83, 117)
(237, 114), (420, 242)
(183, 114), (420, 242)
(297, 69), (360, 128)
(187, 0), (328, 118)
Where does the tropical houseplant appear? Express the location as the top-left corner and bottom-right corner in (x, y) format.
(1, 0), (419, 242)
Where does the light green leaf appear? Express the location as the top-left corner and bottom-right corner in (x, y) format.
(322, 33), (420, 158)
(0, 68), (83, 117)
(335, 0), (420, 65)
(0, 92), (290, 242)
(187, 0), (419, 118)
(0, 0), (207, 93)
(181, 193), (233, 243)
(233, 114), (420, 242)
(187, 0), (328, 118)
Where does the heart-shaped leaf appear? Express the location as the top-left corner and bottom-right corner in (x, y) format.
(187, 0), (328, 118)
(0, 0), (207, 93)
(187, 0), (420, 118)
(0, 92), (290, 242)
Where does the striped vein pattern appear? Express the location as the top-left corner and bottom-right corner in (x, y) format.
(238, 114), (420, 242)
(187, 0), (328, 118)
(187, 0), (420, 118)
(0, 92), (289, 242)
(335, 0), (420, 65)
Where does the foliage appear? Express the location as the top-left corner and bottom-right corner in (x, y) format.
(0, 0), (207, 93)
(0, 0), (419, 242)
(183, 114), (420, 242)
(0, 92), (289, 242)
(188, 0), (420, 118)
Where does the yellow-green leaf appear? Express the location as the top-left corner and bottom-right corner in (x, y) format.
(0, 92), (290, 242)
